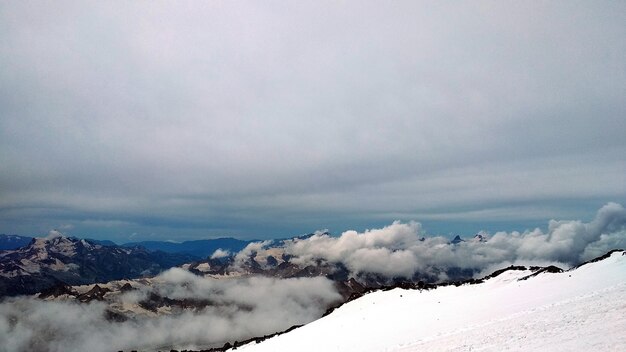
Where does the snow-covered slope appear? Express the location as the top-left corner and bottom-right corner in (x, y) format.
(237, 250), (626, 352)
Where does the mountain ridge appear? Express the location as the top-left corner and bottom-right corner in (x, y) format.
(0, 236), (197, 296)
(122, 237), (253, 258)
(0, 234), (34, 250)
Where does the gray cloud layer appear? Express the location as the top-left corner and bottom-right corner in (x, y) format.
(1, 1), (625, 240)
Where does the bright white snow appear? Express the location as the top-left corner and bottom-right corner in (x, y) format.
(237, 251), (626, 352)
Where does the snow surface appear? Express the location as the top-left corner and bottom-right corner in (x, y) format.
(237, 251), (626, 352)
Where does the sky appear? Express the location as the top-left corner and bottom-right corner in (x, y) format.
(0, 1), (625, 243)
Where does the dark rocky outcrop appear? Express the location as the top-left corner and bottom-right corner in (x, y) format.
(518, 265), (564, 281)
(450, 235), (464, 244)
(104, 309), (128, 323)
(120, 282), (135, 292)
(77, 284), (110, 302)
(38, 282), (77, 299)
(138, 292), (215, 313)
(483, 265), (528, 280)
(570, 249), (624, 270)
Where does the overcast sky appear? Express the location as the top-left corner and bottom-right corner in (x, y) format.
(1, 1), (624, 242)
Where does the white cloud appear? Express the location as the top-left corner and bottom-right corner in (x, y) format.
(44, 230), (63, 240)
(279, 203), (626, 278)
(234, 240), (273, 268)
(0, 270), (341, 352)
(210, 248), (230, 259)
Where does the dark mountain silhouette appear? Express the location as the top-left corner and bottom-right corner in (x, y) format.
(122, 238), (252, 258)
(0, 234), (33, 250)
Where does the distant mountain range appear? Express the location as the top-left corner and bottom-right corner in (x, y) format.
(0, 231), (497, 300)
(180, 236), (480, 300)
(0, 234), (263, 297)
(122, 238), (252, 258)
(1, 234), (253, 258)
(0, 232), (484, 298)
(0, 234), (33, 250)
(0, 236), (197, 296)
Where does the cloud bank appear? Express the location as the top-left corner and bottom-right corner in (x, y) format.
(0, 271), (341, 352)
(280, 203), (626, 279)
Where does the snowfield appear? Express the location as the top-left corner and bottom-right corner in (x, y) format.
(237, 251), (626, 352)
